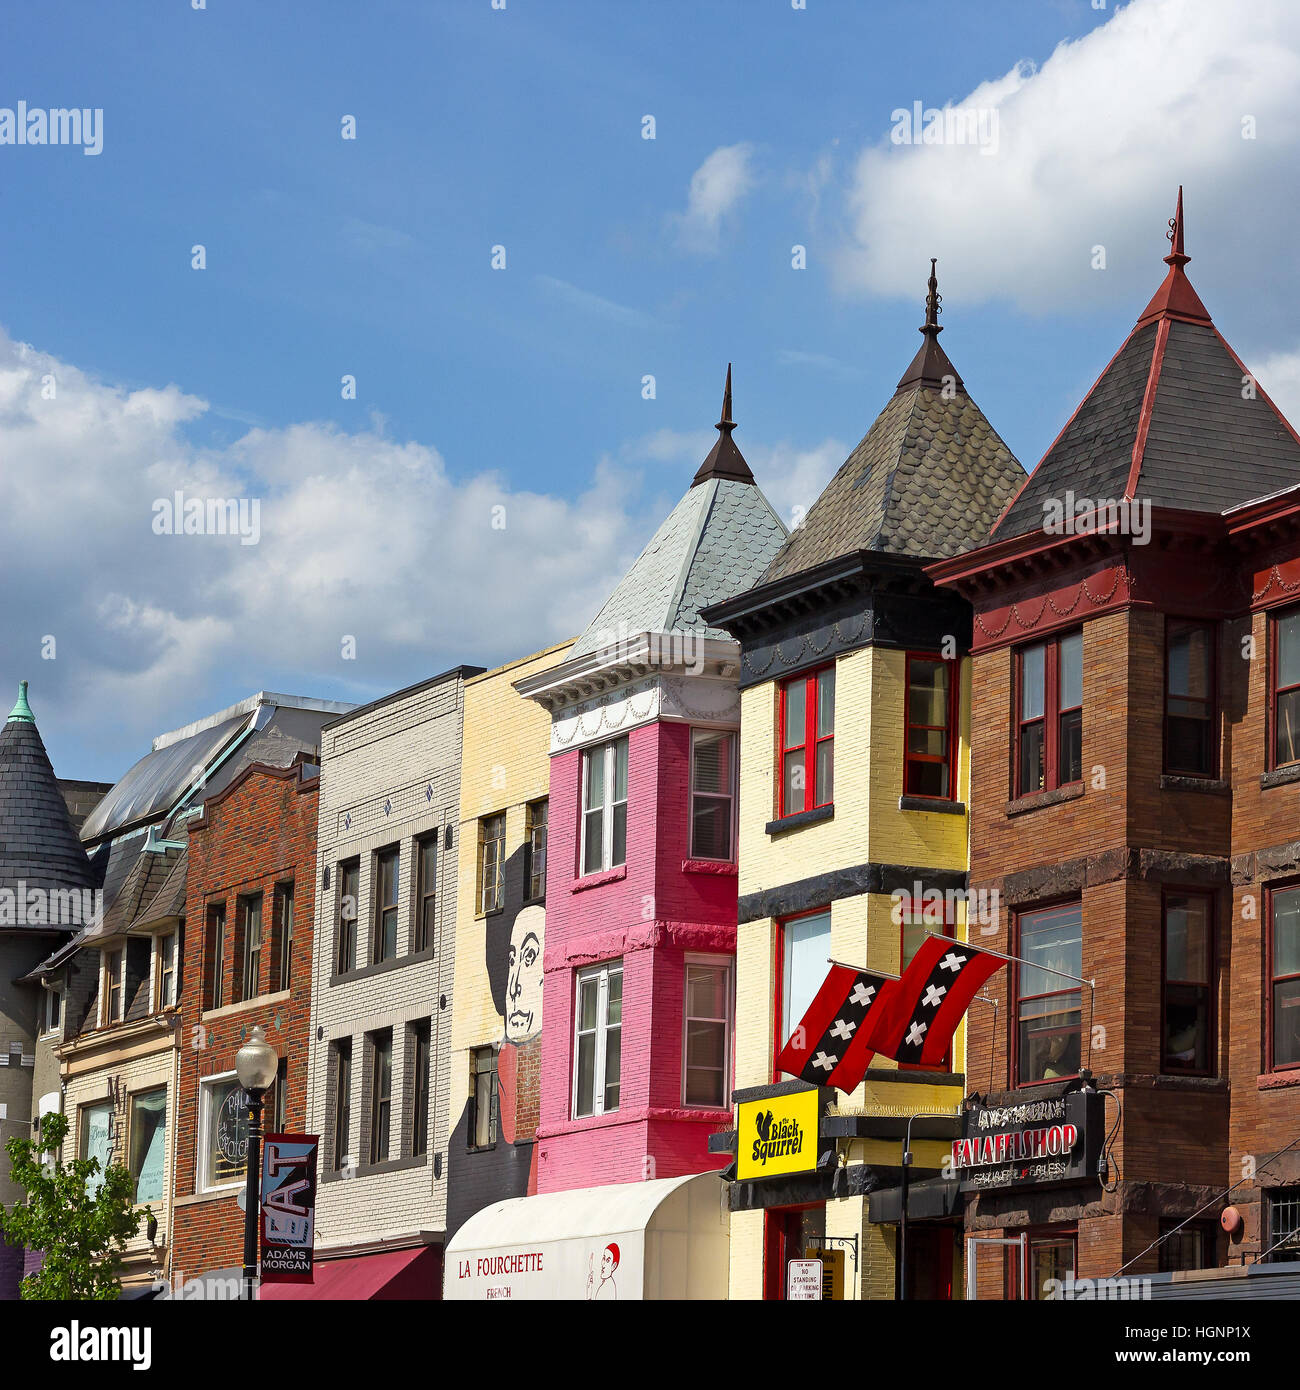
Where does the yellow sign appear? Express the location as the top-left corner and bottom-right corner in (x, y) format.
(736, 1087), (819, 1181)
(809, 1247), (845, 1300)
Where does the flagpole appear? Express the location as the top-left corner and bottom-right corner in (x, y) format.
(921, 931), (1096, 989)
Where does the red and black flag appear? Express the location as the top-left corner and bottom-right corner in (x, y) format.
(864, 934), (1003, 1069)
(776, 963), (895, 1093)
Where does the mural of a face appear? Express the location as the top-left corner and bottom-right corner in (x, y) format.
(505, 904), (544, 1044)
(601, 1243), (619, 1280)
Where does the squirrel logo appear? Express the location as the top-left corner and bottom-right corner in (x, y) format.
(754, 1109), (774, 1143)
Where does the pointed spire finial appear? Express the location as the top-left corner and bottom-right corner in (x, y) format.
(8, 680), (34, 723)
(922, 258), (942, 337)
(716, 362), (735, 434)
(1164, 185), (1189, 268)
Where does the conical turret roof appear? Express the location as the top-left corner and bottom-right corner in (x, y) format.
(762, 261), (1024, 582)
(993, 188), (1300, 539)
(0, 681), (96, 907)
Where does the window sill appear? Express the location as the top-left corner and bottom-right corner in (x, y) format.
(681, 858), (738, 876)
(1260, 763), (1300, 791)
(765, 804), (834, 837)
(330, 947), (434, 988)
(1006, 783), (1084, 817)
(1258, 1069), (1300, 1091)
(466, 1144), (498, 1155)
(201, 990), (290, 1024)
(474, 908), (504, 921)
(1161, 774), (1229, 795)
(570, 865), (627, 893)
(899, 796), (965, 817)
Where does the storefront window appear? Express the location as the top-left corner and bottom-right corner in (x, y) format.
(1008, 1229), (1076, 1299)
(80, 1100), (114, 1197)
(1158, 1220), (1216, 1272)
(200, 1075), (249, 1190)
(128, 1088), (167, 1205)
(1267, 1188), (1300, 1263)
(763, 1205), (827, 1300)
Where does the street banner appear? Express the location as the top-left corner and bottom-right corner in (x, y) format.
(260, 1133), (319, 1284)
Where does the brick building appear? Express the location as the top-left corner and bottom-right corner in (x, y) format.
(928, 193), (1300, 1296)
(171, 757), (319, 1284)
(704, 266), (1025, 1300)
(298, 667), (481, 1300)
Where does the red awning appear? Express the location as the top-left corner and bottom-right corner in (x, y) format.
(259, 1244), (440, 1300)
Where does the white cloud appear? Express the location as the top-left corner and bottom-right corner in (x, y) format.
(837, 0), (1300, 312)
(1249, 349), (1300, 433)
(534, 275), (658, 329)
(671, 143), (756, 254)
(748, 439), (847, 533)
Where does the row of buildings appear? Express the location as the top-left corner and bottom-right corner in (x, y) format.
(3, 193), (1300, 1299)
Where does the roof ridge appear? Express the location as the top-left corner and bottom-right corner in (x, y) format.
(1124, 316), (1171, 500)
(871, 387), (928, 549)
(665, 478), (720, 629)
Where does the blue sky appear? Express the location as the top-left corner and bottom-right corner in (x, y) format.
(3, 0), (1299, 779)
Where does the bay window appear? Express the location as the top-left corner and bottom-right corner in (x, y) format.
(905, 654), (958, 799)
(574, 960), (622, 1117)
(690, 728), (736, 860)
(1272, 607), (1300, 768)
(581, 737), (628, 875)
(1014, 901), (1082, 1085)
(1165, 620), (1216, 776)
(1016, 631), (1082, 796)
(1162, 891), (1213, 1074)
(778, 666), (834, 817)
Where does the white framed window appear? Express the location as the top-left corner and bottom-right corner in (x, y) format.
(573, 960), (623, 1118)
(197, 1071), (249, 1192)
(156, 932), (177, 1009)
(103, 950), (124, 1025)
(581, 737), (628, 875)
(682, 957), (733, 1108)
(80, 1099), (114, 1197)
(690, 728), (737, 860)
(42, 985), (61, 1035)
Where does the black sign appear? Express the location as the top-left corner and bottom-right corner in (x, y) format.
(952, 1088), (1104, 1192)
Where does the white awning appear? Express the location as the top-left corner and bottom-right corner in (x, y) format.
(444, 1171), (729, 1301)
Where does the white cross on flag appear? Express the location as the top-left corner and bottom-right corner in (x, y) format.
(863, 933), (1004, 1068)
(776, 963), (895, 1093)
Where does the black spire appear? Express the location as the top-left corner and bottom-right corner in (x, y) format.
(896, 258), (964, 393)
(692, 363), (756, 485)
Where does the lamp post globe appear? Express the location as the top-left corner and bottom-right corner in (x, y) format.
(236, 1025), (279, 1300)
(236, 1025), (279, 1093)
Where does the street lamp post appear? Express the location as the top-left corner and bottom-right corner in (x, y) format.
(235, 1025), (279, 1301)
(896, 1110), (959, 1302)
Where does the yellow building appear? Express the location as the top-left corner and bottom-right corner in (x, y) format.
(702, 269), (1025, 1300)
(445, 640), (574, 1241)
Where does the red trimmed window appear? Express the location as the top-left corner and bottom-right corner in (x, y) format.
(1165, 620), (1216, 776)
(1271, 606), (1300, 769)
(899, 896), (955, 1070)
(905, 654), (958, 799)
(1013, 901), (1082, 1086)
(1162, 890), (1213, 1074)
(1015, 631), (1082, 796)
(778, 666), (834, 817)
(773, 907), (831, 1079)
(1269, 884), (1300, 1072)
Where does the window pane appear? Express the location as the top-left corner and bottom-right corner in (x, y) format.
(81, 1101), (114, 1197)
(606, 969), (622, 1026)
(908, 660), (948, 726)
(687, 964), (727, 1019)
(209, 1079), (249, 1186)
(781, 911), (832, 1043)
(784, 678), (806, 747)
(1059, 707), (1082, 784)
(612, 801), (627, 867)
(583, 808), (604, 873)
(1274, 978), (1300, 1068)
(816, 669), (835, 738)
(691, 795), (732, 860)
(1020, 904), (1082, 998)
(602, 1028), (621, 1112)
(1165, 984), (1210, 1071)
(1275, 889), (1300, 979)
(783, 749), (806, 815)
(1279, 609), (1300, 689)
(1030, 1240), (1075, 1300)
(692, 730), (733, 794)
(1277, 688), (1300, 767)
(906, 757), (949, 799)
(1166, 896), (1210, 983)
(1018, 721), (1045, 794)
(578, 976), (600, 1031)
(585, 745), (606, 809)
(575, 1033), (596, 1117)
(1020, 644), (1046, 720)
(1059, 631), (1083, 709)
(129, 1089), (167, 1204)
(1018, 993), (1082, 1082)
(815, 739), (834, 805)
(612, 738), (628, 802)
(907, 725), (947, 757)
(1169, 626), (1212, 700)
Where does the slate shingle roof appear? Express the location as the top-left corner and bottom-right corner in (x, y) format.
(994, 194), (1300, 538)
(570, 387), (788, 656)
(762, 364), (1025, 582)
(0, 686), (95, 905)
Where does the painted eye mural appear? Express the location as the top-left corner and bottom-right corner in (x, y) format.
(447, 841), (545, 1236)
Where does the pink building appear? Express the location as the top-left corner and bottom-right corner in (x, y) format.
(516, 371), (787, 1194)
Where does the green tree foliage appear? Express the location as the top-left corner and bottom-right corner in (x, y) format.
(0, 1110), (148, 1300)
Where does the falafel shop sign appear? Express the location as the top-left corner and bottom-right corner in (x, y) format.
(953, 1090), (1104, 1193)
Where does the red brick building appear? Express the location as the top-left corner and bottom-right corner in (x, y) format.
(171, 756), (318, 1280)
(929, 192), (1300, 1296)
